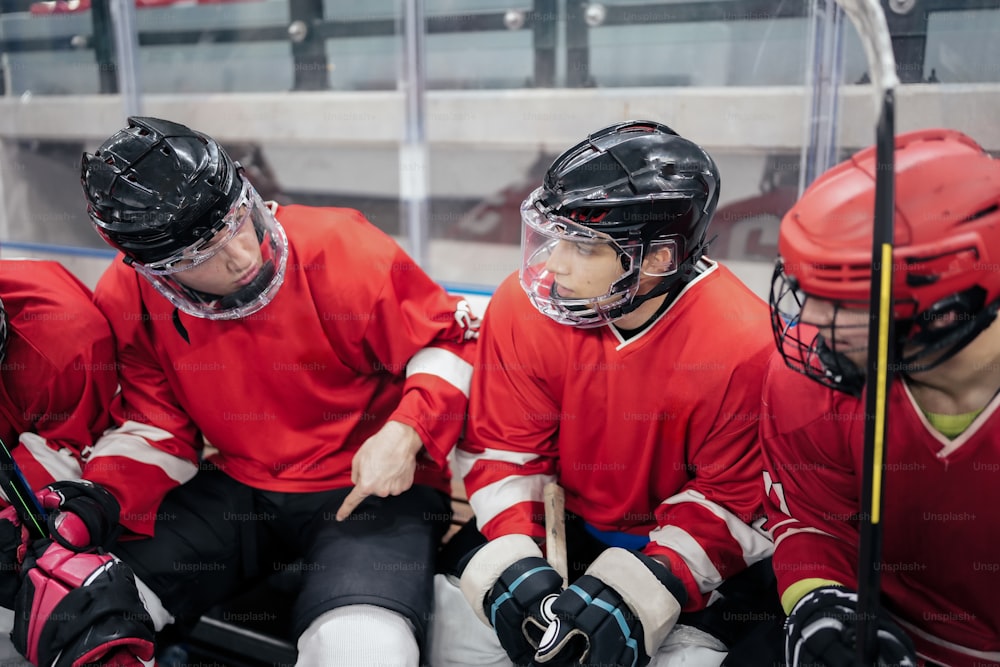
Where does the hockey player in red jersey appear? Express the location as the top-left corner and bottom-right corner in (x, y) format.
(77, 117), (479, 665)
(0, 260), (116, 494)
(0, 259), (154, 667)
(766, 128), (1000, 667)
(431, 121), (778, 667)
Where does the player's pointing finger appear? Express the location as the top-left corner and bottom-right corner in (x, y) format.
(335, 486), (368, 521)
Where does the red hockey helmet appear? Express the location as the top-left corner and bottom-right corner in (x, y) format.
(772, 128), (1000, 393)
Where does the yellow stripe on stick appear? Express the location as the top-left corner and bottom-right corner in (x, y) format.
(872, 243), (893, 525)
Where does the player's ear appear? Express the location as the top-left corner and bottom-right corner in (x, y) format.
(643, 244), (674, 274)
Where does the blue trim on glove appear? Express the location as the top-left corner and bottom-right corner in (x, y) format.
(566, 584), (640, 667)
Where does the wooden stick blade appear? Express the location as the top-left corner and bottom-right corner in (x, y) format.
(543, 481), (568, 587)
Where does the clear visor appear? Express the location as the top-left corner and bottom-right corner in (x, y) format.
(519, 188), (643, 328)
(142, 179), (255, 275)
(135, 182), (288, 320)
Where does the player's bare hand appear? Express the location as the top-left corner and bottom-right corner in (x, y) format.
(335, 421), (423, 521)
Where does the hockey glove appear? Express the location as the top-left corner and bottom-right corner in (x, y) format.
(13, 538), (155, 667)
(0, 503), (31, 607)
(38, 480), (123, 552)
(534, 548), (687, 667)
(0, 480), (121, 608)
(459, 534), (565, 666)
(785, 586), (917, 667)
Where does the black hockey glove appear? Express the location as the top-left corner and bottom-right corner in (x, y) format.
(0, 503), (30, 607)
(459, 534), (565, 666)
(38, 480), (123, 552)
(784, 586), (917, 667)
(534, 548), (687, 667)
(13, 538), (155, 667)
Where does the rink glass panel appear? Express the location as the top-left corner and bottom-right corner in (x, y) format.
(2, 1), (999, 295)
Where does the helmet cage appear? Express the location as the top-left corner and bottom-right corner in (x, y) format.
(770, 262), (873, 395)
(771, 259), (998, 395)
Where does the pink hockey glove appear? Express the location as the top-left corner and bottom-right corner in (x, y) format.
(13, 539), (155, 667)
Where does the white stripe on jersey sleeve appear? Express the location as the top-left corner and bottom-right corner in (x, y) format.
(0, 432), (85, 503)
(659, 489), (774, 565)
(453, 447), (541, 480)
(87, 420), (198, 485)
(766, 518), (798, 534)
(651, 489), (774, 593)
(467, 472), (555, 529)
(649, 524), (724, 593)
(18, 431), (84, 482)
(773, 525), (837, 549)
(405, 347), (473, 397)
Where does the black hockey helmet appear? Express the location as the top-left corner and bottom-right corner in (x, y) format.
(81, 117), (288, 321)
(520, 120), (720, 327)
(537, 120), (719, 270)
(81, 116), (242, 266)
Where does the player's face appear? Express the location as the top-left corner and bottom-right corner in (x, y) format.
(544, 239), (625, 301)
(171, 219), (264, 296)
(800, 296), (871, 367)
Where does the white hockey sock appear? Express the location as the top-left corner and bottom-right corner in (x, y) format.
(296, 604), (419, 667)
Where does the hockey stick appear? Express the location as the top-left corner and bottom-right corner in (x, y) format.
(831, 1), (899, 664)
(0, 437), (48, 540)
(543, 481), (568, 587)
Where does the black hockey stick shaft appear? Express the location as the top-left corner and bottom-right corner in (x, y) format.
(830, 1), (898, 664)
(857, 87), (895, 667)
(0, 437), (48, 540)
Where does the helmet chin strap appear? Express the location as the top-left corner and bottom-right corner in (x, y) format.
(607, 244), (707, 320)
(898, 298), (1000, 375)
(218, 259), (277, 310)
(815, 337), (866, 396)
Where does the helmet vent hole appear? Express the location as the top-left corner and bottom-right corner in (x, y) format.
(126, 173), (137, 182)
(160, 146), (172, 156)
(104, 156), (115, 165)
(137, 128), (149, 136)
(568, 208), (609, 223)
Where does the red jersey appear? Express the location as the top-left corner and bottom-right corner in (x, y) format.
(91, 206), (478, 537)
(458, 262), (775, 610)
(0, 259), (117, 495)
(761, 352), (1000, 666)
